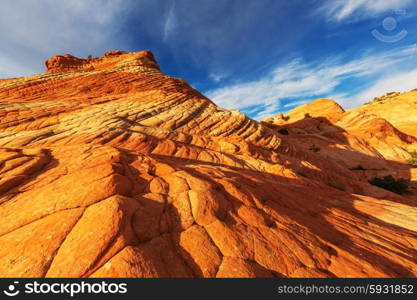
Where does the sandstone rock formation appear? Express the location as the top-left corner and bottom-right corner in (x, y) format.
(0, 51), (417, 278)
(265, 98), (417, 162)
(352, 90), (417, 137)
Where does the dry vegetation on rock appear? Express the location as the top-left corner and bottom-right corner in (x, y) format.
(0, 51), (416, 278)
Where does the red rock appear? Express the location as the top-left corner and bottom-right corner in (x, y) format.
(0, 50), (416, 278)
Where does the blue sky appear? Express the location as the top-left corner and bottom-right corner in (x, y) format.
(1, 0), (417, 120)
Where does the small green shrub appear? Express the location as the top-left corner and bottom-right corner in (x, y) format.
(368, 175), (410, 195)
(309, 144), (320, 152)
(86, 54), (93, 60)
(278, 128), (289, 135)
(406, 150), (417, 167)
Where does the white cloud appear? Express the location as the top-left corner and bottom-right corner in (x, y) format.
(319, 0), (414, 22)
(283, 100), (309, 108)
(253, 102), (282, 121)
(206, 45), (416, 120)
(209, 72), (229, 83)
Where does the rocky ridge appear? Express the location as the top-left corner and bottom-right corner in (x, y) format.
(352, 90), (417, 137)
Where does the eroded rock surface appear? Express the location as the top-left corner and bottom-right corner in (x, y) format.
(1, 51), (417, 278)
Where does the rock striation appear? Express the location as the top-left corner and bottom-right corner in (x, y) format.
(352, 90), (417, 137)
(0, 51), (417, 278)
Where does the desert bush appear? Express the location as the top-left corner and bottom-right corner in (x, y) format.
(368, 175), (410, 195)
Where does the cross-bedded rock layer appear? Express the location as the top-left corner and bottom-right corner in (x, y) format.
(0, 51), (416, 278)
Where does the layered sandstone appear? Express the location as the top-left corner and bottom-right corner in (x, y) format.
(351, 90), (417, 137)
(45, 50), (160, 73)
(0, 51), (417, 278)
(265, 98), (417, 162)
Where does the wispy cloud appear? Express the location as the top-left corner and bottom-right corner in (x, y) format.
(209, 72), (229, 83)
(206, 45), (417, 120)
(343, 68), (417, 107)
(283, 100), (310, 108)
(252, 103), (282, 121)
(163, 1), (177, 42)
(319, 0), (414, 22)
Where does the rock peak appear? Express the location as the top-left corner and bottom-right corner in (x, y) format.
(45, 50), (160, 73)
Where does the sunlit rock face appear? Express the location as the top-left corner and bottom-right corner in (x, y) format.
(265, 98), (417, 162)
(351, 90), (417, 138)
(0, 51), (416, 278)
